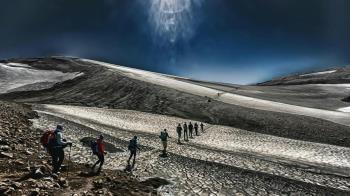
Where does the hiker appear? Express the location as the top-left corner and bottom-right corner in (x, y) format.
(194, 123), (199, 136)
(200, 123), (204, 132)
(52, 125), (72, 174)
(91, 135), (106, 173)
(176, 124), (182, 143)
(159, 129), (171, 156)
(128, 136), (140, 166)
(183, 123), (188, 141)
(188, 122), (194, 138)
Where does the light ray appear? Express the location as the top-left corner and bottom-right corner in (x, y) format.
(148, 0), (202, 45)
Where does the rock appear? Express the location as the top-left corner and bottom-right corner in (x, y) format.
(33, 168), (44, 179)
(0, 182), (10, 193)
(30, 188), (40, 196)
(11, 181), (22, 189)
(43, 177), (54, 182)
(53, 183), (61, 188)
(0, 152), (13, 158)
(0, 145), (10, 151)
(0, 139), (8, 145)
(25, 150), (34, 155)
(58, 177), (69, 188)
(52, 173), (59, 180)
(12, 160), (25, 165)
(4, 187), (15, 194)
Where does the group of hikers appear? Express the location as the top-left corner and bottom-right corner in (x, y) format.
(41, 122), (205, 174)
(176, 122), (205, 144)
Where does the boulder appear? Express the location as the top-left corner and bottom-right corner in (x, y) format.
(0, 145), (10, 151)
(25, 150), (34, 155)
(33, 168), (44, 179)
(0, 152), (13, 158)
(11, 181), (22, 189)
(12, 160), (25, 166)
(58, 177), (69, 188)
(0, 139), (8, 145)
(30, 188), (40, 196)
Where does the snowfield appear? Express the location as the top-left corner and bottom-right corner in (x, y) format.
(300, 70), (337, 77)
(38, 104), (350, 172)
(82, 59), (350, 126)
(0, 62), (83, 94)
(32, 104), (350, 194)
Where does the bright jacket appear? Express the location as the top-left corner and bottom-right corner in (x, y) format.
(97, 139), (105, 155)
(54, 129), (67, 147)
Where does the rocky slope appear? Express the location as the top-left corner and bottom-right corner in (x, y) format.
(1, 57), (350, 148)
(0, 101), (168, 195)
(259, 67), (350, 86)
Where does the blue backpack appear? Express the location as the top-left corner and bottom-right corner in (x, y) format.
(90, 140), (98, 155)
(128, 139), (137, 151)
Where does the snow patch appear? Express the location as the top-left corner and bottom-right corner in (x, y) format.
(0, 63), (83, 94)
(338, 106), (350, 113)
(300, 70), (337, 77)
(39, 104), (350, 169)
(314, 84), (350, 87)
(6, 62), (31, 68)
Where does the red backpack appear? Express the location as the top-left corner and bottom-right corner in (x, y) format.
(40, 130), (55, 148)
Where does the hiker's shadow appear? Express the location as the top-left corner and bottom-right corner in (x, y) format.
(124, 160), (136, 173)
(79, 170), (100, 177)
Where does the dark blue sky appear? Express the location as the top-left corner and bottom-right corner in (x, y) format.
(0, 0), (350, 84)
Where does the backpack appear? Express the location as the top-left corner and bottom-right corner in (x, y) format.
(91, 140), (98, 155)
(159, 132), (167, 140)
(40, 130), (55, 148)
(128, 139), (136, 151)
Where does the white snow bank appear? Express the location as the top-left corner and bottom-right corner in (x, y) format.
(81, 59), (350, 126)
(314, 83), (350, 87)
(338, 106), (350, 113)
(300, 70), (337, 77)
(0, 63), (83, 94)
(6, 62), (31, 68)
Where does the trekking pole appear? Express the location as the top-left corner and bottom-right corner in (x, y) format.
(67, 145), (71, 178)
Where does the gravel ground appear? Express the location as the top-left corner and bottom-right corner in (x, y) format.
(32, 105), (350, 195)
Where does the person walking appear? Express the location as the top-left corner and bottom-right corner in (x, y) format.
(91, 135), (106, 173)
(51, 125), (72, 174)
(127, 136), (140, 166)
(159, 129), (171, 156)
(194, 123), (199, 136)
(200, 123), (205, 132)
(188, 122), (194, 138)
(176, 124), (182, 143)
(183, 123), (188, 141)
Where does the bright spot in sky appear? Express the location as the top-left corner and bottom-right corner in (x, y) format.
(148, 0), (202, 45)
